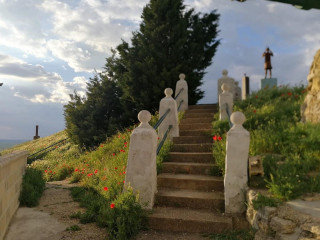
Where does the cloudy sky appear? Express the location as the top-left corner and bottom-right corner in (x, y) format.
(0, 0), (319, 140)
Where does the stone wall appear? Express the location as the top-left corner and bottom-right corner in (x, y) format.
(0, 151), (27, 240)
(246, 189), (320, 240)
(301, 49), (320, 123)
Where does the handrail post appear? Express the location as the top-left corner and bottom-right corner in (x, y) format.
(175, 73), (188, 112)
(224, 112), (250, 214)
(219, 83), (233, 121)
(158, 88), (179, 140)
(124, 110), (157, 210)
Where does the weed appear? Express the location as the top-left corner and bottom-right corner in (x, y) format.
(207, 229), (256, 240)
(19, 168), (46, 207)
(66, 225), (81, 231)
(252, 193), (281, 210)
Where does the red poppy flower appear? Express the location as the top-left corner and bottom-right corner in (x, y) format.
(253, 110), (256, 113)
(213, 135), (217, 141)
(115, 167), (118, 170)
(44, 170), (48, 173)
(49, 170), (52, 173)
(124, 142), (128, 145)
(87, 173), (93, 177)
(103, 187), (108, 191)
(74, 168), (79, 172)
(281, 93), (285, 96)
(120, 149), (125, 153)
(100, 144), (104, 148)
(110, 203), (115, 208)
(287, 92), (292, 96)
(112, 153), (116, 156)
(94, 169), (98, 174)
(123, 171), (126, 174)
(218, 136), (222, 141)
(255, 95), (258, 98)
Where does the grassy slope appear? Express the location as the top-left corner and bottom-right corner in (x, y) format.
(212, 85), (320, 201)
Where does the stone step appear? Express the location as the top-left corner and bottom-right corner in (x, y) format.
(180, 123), (212, 130)
(168, 152), (213, 163)
(148, 207), (232, 233)
(173, 136), (212, 144)
(180, 129), (212, 136)
(180, 117), (213, 124)
(157, 173), (224, 192)
(172, 144), (212, 152)
(184, 112), (214, 118)
(162, 162), (214, 175)
(189, 104), (218, 110)
(186, 109), (216, 114)
(155, 189), (224, 211)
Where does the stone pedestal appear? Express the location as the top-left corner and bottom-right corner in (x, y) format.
(261, 78), (277, 90)
(224, 112), (250, 214)
(124, 110), (157, 210)
(159, 88), (179, 140)
(242, 75), (250, 100)
(175, 73), (188, 112)
(219, 84), (233, 121)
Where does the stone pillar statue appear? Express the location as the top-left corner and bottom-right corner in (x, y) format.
(175, 73), (188, 112)
(219, 83), (233, 121)
(159, 88), (179, 140)
(224, 111), (250, 214)
(124, 110), (157, 210)
(218, 70), (235, 102)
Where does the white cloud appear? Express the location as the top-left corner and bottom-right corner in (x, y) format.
(0, 54), (88, 104)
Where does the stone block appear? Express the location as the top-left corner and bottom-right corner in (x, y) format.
(276, 227), (301, 240)
(270, 217), (296, 234)
(261, 78), (277, 90)
(302, 223), (320, 237)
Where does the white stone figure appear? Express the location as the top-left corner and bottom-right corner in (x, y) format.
(218, 70), (236, 102)
(224, 112), (250, 214)
(234, 81), (241, 101)
(219, 83), (233, 121)
(159, 88), (179, 140)
(124, 110), (158, 210)
(175, 73), (188, 112)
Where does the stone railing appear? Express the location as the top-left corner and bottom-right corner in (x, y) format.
(0, 151), (27, 240)
(124, 74), (188, 210)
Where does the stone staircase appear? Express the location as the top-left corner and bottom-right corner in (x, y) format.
(148, 104), (248, 233)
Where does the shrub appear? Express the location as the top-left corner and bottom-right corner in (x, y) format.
(19, 168), (46, 207)
(70, 186), (147, 240)
(252, 193), (281, 210)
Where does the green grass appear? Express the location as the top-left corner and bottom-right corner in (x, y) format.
(19, 167), (46, 207)
(212, 85), (320, 201)
(206, 229), (256, 240)
(66, 225), (81, 231)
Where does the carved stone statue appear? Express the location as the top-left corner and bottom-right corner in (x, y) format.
(301, 49), (320, 123)
(218, 70), (235, 102)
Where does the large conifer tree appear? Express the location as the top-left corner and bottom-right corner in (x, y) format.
(107, 0), (220, 119)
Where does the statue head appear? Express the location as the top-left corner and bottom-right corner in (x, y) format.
(222, 69), (228, 76)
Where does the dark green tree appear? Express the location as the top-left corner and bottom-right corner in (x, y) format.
(106, 0), (220, 120)
(64, 74), (123, 148)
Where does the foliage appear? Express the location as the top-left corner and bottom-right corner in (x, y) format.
(212, 85), (320, 200)
(156, 139), (173, 173)
(66, 225), (81, 231)
(104, 0), (220, 123)
(70, 186), (147, 240)
(252, 193), (281, 210)
(64, 74), (124, 149)
(207, 229), (256, 240)
(19, 167), (46, 207)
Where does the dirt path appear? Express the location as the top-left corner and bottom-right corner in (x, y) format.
(6, 180), (210, 240)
